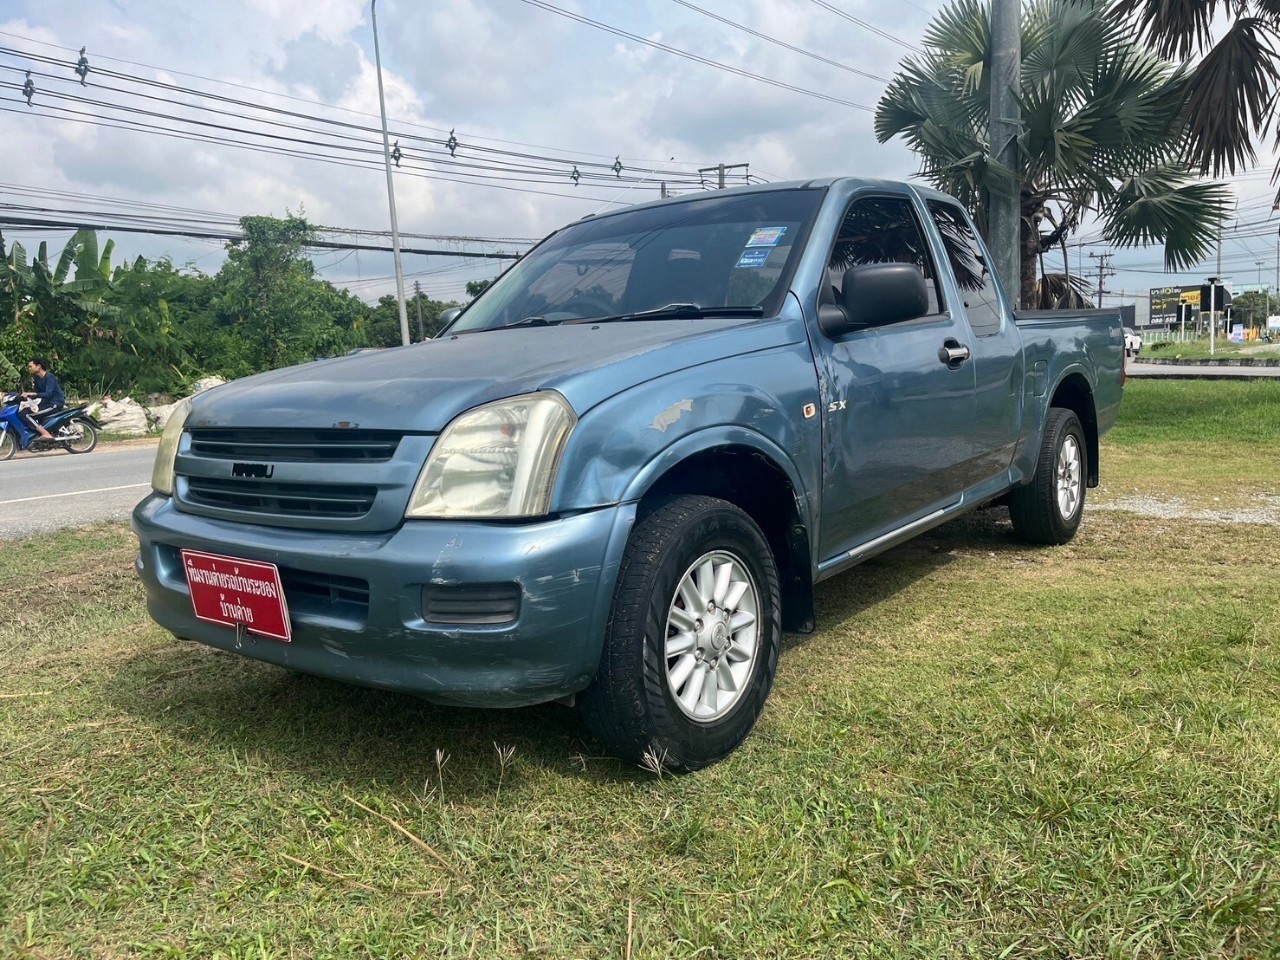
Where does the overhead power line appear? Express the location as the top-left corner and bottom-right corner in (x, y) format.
(0, 39), (735, 207)
(0, 212), (523, 259)
(511, 0), (875, 111)
(666, 0), (890, 83)
(0, 28), (707, 170)
(803, 0), (925, 53)
(0, 53), (709, 189)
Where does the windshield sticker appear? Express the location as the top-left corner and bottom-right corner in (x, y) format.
(736, 249), (771, 269)
(745, 226), (788, 247)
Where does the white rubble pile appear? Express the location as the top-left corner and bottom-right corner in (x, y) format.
(91, 377), (229, 436)
(90, 396), (150, 437)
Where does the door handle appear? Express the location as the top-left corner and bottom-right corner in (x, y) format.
(938, 339), (970, 368)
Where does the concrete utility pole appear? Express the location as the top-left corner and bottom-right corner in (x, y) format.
(1211, 226), (1223, 356)
(697, 162), (749, 189)
(1088, 252), (1114, 308)
(371, 0), (410, 347)
(989, 0), (1021, 307)
(414, 279), (424, 341)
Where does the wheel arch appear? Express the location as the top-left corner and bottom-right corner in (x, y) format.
(1048, 372), (1099, 486)
(625, 434), (816, 633)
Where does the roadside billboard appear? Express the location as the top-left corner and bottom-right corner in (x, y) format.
(1149, 285), (1201, 325)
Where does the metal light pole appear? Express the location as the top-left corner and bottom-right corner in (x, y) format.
(989, 0), (1021, 306)
(371, 0), (410, 347)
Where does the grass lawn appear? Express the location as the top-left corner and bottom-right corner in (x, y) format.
(1144, 337), (1280, 361)
(2, 380), (1279, 958)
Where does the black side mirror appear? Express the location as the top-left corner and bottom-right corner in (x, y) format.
(819, 262), (930, 338)
(438, 307), (463, 329)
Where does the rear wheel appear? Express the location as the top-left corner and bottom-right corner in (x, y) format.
(1009, 407), (1087, 545)
(577, 495), (781, 772)
(0, 429), (15, 461)
(61, 417), (98, 454)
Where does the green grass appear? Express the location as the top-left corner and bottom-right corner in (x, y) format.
(3, 381), (1280, 958)
(1108, 379), (1280, 446)
(1146, 337), (1280, 361)
(1095, 380), (1280, 507)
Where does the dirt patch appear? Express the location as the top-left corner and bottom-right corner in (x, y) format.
(1089, 494), (1280, 525)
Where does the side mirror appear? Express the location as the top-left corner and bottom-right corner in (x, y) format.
(819, 262), (930, 338)
(438, 306), (463, 329)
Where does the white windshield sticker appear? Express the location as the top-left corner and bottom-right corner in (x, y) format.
(745, 226), (788, 247)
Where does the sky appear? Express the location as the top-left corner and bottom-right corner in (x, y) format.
(3, 0), (1280, 318)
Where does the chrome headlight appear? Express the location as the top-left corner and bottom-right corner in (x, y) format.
(151, 399), (192, 495)
(406, 393), (576, 519)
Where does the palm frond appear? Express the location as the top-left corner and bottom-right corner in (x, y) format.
(1181, 17), (1280, 176)
(1110, 0), (1228, 58)
(1032, 272), (1093, 308)
(1101, 166), (1231, 270)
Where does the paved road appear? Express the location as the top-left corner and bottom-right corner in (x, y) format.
(1128, 361), (1280, 379)
(0, 446), (155, 539)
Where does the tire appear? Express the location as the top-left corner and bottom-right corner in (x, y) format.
(0, 429), (14, 461)
(1009, 407), (1087, 545)
(577, 495), (782, 772)
(61, 417), (98, 454)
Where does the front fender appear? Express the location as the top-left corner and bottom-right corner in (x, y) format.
(553, 341), (822, 520)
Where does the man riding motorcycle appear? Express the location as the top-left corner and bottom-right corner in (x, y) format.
(20, 357), (63, 440)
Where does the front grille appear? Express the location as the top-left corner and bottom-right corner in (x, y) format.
(184, 477), (377, 519)
(188, 428), (402, 463)
(422, 583), (521, 625)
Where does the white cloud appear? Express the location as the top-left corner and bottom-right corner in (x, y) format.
(5, 0), (1269, 305)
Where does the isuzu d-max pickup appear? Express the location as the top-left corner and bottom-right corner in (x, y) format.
(134, 178), (1124, 770)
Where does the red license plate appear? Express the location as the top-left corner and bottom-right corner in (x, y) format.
(181, 549), (292, 642)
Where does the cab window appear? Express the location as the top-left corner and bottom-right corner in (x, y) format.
(827, 196), (942, 316)
(927, 201), (1003, 336)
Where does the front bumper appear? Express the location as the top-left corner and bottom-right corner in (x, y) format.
(132, 494), (635, 707)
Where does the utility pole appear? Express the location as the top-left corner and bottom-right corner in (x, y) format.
(697, 162), (749, 189)
(414, 280), (424, 341)
(989, 0), (1021, 306)
(1211, 226), (1222, 356)
(371, 0), (410, 347)
(1088, 252), (1114, 308)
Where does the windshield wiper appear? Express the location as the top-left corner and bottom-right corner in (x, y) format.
(565, 303), (766, 325)
(505, 316), (563, 328)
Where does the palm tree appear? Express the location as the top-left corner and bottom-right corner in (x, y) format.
(875, 0), (1231, 307)
(1114, 0), (1280, 180)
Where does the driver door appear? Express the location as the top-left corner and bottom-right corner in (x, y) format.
(812, 193), (978, 560)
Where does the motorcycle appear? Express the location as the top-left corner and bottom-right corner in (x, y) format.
(0, 391), (101, 460)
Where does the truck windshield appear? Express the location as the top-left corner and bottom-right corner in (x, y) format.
(447, 188), (823, 332)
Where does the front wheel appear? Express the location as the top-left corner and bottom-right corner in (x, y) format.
(577, 495), (782, 772)
(1009, 407), (1087, 545)
(0, 429), (15, 461)
(61, 417), (98, 454)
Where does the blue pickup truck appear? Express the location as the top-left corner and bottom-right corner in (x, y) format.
(134, 178), (1123, 770)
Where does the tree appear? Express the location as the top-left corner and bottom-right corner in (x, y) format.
(366, 292), (461, 347)
(1115, 0), (1280, 183)
(465, 278), (493, 299)
(1229, 289), (1273, 330)
(214, 215), (335, 370)
(875, 0), (1231, 307)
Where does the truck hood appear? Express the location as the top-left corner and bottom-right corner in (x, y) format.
(188, 317), (801, 432)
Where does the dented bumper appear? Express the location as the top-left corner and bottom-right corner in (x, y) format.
(131, 494), (635, 707)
